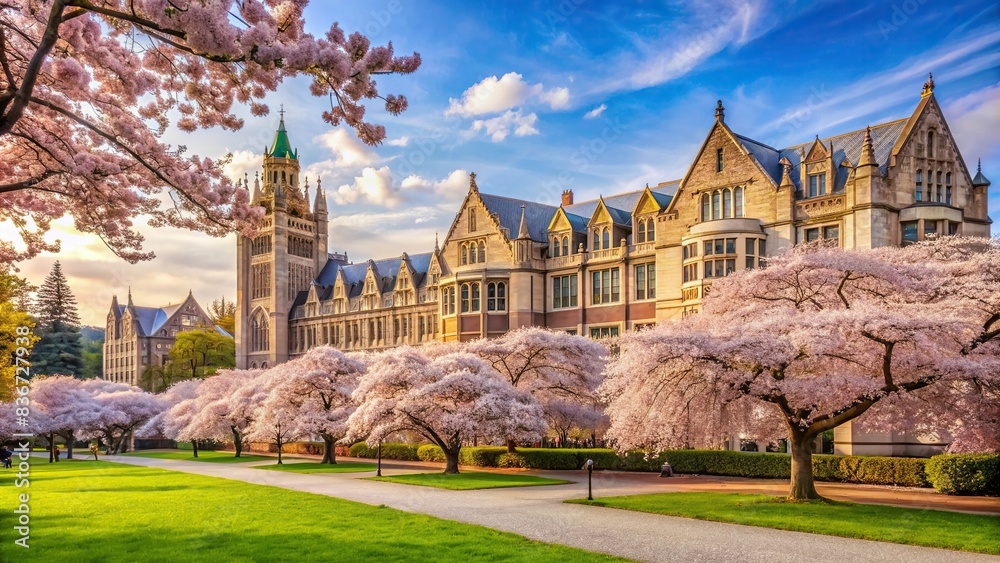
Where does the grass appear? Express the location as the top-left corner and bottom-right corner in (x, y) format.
(253, 461), (377, 474)
(367, 471), (573, 490)
(567, 492), (1000, 555)
(121, 450), (275, 463)
(0, 460), (623, 562)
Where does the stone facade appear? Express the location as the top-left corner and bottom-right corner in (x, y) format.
(236, 78), (991, 454)
(102, 291), (218, 386)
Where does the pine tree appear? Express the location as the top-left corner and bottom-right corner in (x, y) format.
(32, 261), (84, 377)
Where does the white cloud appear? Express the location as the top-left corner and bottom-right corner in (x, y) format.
(386, 136), (410, 147)
(471, 110), (539, 142)
(944, 82), (1000, 164)
(583, 104), (607, 119)
(401, 169), (470, 199)
(446, 72), (571, 116)
(221, 149), (260, 181)
(315, 128), (379, 168)
(333, 166), (401, 208)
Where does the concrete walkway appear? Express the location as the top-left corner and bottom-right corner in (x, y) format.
(105, 453), (999, 563)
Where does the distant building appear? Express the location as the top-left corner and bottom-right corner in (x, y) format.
(236, 76), (991, 456)
(102, 291), (228, 385)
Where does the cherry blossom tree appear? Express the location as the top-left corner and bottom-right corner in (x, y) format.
(347, 348), (546, 474)
(261, 346), (365, 464)
(0, 403), (17, 443)
(244, 366), (301, 464)
(77, 379), (164, 454)
(541, 397), (606, 448)
(30, 374), (100, 459)
(137, 378), (203, 456)
(0, 1), (420, 263)
(602, 238), (1000, 500)
(467, 327), (608, 451)
(180, 368), (264, 457)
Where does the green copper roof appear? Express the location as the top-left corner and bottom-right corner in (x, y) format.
(267, 118), (297, 160)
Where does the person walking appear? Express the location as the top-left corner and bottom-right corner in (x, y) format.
(90, 443), (99, 461)
(54, 445), (61, 462)
(0, 445), (12, 469)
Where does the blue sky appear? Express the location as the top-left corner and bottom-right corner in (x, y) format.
(21, 0), (1000, 325)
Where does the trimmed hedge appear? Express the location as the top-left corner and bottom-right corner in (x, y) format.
(348, 442), (420, 461)
(926, 454), (1000, 496)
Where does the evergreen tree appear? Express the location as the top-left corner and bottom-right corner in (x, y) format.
(32, 262), (84, 377)
(208, 297), (236, 335)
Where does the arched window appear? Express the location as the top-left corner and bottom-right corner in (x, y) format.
(712, 191), (721, 220)
(461, 284), (470, 313)
(636, 219), (645, 243)
(460, 244), (468, 265)
(927, 130), (934, 158)
(592, 229), (599, 250)
(916, 170), (923, 202)
(251, 362), (258, 369)
(602, 227), (610, 249)
(701, 193), (710, 221)
(477, 241), (486, 263)
(734, 187), (744, 218)
(562, 236), (569, 256)
(647, 219), (655, 241)
(261, 362), (268, 369)
(471, 282), (481, 312)
(496, 282), (506, 310)
(552, 238), (560, 257)
(723, 189), (732, 218)
(448, 287), (456, 315)
(250, 310), (269, 352)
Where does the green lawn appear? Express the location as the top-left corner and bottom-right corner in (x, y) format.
(368, 471), (573, 490)
(0, 460), (622, 562)
(567, 492), (1000, 555)
(122, 450), (275, 463)
(253, 461), (377, 474)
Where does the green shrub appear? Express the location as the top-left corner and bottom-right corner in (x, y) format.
(348, 442), (420, 461)
(926, 454), (1000, 496)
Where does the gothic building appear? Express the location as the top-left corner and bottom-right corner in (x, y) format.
(236, 77), (991, 455)
(102, 291), (222, 386)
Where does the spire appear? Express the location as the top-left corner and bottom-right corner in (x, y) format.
(778, 157), (794, 188)
(715, 100), (725, 123)
(517, 204), (530, 239)
(127, 287), (134, 308)
(252, 171), (261, 202)
(304, 176), (311, 211)
(314, 176), (327, 214)
(858, 125), (877, 167)
(434, 232), (440, 253)
(972, 159), (991, 187)
(469, 171), (478, 193)
(921, 73), (935, 97)
(267, 106), (297, 160)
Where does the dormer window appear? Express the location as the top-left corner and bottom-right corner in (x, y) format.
(716, 148), (724, 172)
(561, 236), (569, 255)
(552, 237), (561, 257)
(602, 227), (611, 249)
(807, 174), (826, 197)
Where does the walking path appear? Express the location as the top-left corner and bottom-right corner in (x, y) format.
(106, 453), (1000, 563)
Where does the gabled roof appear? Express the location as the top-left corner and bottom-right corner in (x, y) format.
(119, 305), (169, 337)
(564, 183), (678, 226)
(311, 251), (434, 303)
(478, 193), (560, 242)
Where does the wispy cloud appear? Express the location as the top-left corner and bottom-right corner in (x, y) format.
(583, 104), (607, 119)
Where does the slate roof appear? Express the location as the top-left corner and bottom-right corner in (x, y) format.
(564, 183), (678, 227)
(310, 251), (435, 305)
(117, 305), (171, 337)
(732, 119), (908, 192)
(478, 193), (560, 242)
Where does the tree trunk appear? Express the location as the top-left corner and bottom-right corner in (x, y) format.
(443, 448), (460, 474)
(506, 438), (517, 453)
(49, 433), (54, 463)
(788, 431), (821, 500)
(321, 436), (337, 464)
(276, 438), (283, 464)
(231, 427), (243, 457)
(192, 440), (199, 458)
(66, 431), (74, 459)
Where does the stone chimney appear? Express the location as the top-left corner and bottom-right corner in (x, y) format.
(561, 189), (574, 206)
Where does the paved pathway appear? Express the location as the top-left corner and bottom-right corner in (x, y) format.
(106, 454), (999, 563)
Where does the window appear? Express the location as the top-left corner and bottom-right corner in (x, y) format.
(590, 326), (620, 339)
(734, 187), (744, 218)
(552, 275), (578, 309)
(808, 174), (826, 197)
(552, 238), (561, 257)
(250, 311), (269, 352)
(716, 148), (724, 172)
(936, 171), (943, 203)
(700, 193), (710, 221)
(469, 211), (476, 232)
(460, 283), (480, 313)
(703, 259), (735, 278)
(602, 227), (610, 249)
(443, 287), (456, 315)
(916, 170), (922, 202)
(924, 221), (938, 238)
(927, 130), (934, 158)
(592, 229), (599, 250)
(635, 263), (656, 300)
(471, 282), (481, 312)
(946, 172), (952, 205)
(725, 238), (736, 254)
(478, 241), (486, 263)
(636, 219), (646, 243)
(712, 191), (721, 219)
(823, 226), (840, 244)
(487, 282), (506, 311)
(723, 189), (732, 218)
(683, 242), (698, 260)
(805, 228), (820, 242)
(902, 221), (918, 243)
(682, 263), (698, 283)
(469, 243), (477, 264)
(591, 268), (620, 304)
(460, 284), (470, 313)
(562, 236), (570, 256)
(460, 244), (468, 265)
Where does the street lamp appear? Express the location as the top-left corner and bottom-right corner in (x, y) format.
(585, 459), (594, 500)
(376, 440), (382, 477)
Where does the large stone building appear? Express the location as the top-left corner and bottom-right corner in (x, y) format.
(103, 291), (223, 386)
(236, 77), (991, 454)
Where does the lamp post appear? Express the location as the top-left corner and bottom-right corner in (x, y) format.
(585, 459), (594, 500)
(376, 440), (382, 477)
